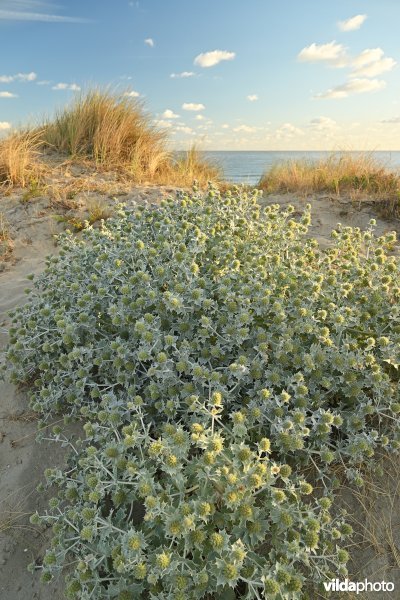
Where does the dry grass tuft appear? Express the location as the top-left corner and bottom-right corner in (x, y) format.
(54, 196), (115, 231)
(159, 145), (222, 187)
(258, 152), (400, 214)
(0, 487), (37, 534)
(86, 196), (114, 223)
(0, 130), (44, 188)
(5, 410), (39, 423)
(41, 89), (170, 180)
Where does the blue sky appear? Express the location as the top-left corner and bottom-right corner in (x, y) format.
(1, 0), (400, 149)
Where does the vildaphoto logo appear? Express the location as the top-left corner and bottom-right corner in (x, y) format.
(323, 579), (394, 594)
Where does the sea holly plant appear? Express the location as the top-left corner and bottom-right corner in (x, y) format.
(32, 397), (352, 600)
(3, 184), (400, 598)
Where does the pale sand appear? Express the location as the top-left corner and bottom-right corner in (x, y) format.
(1, 187), (399, 598)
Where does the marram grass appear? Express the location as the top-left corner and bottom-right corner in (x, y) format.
(0, 89), (220, 189)
(40, 89), (221, 186)
(4, 185), (399, 599)
(41, 89), (169, 178)
(258, 152), (400, 199)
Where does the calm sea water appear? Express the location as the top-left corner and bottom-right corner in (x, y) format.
(201, 151), (400, 186)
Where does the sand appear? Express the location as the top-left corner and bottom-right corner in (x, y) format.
(1, 185), (399, 599)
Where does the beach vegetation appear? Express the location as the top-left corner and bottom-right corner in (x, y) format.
(258, 152), (400, 215)
(4, 185), (399, 599)
(0, 89), (220, 191)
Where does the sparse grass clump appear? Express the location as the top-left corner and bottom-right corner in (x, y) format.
(259, 152), (400, 207)
(0, 211), (13, 260)
(0, 130), (43, 187)
(5, 186), (400, 598)
(164, 145), (221, 187)
(54, 197), (114, 231)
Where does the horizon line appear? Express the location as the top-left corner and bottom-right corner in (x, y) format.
(175, 149), (400, 152)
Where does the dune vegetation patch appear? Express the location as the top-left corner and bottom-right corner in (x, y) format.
(258, 152), (400, 217)
(4, 185), (399, 599)
(0, 89), (220, 194)
(39, 88), (220, 188)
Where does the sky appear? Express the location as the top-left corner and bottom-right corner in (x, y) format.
(1, 0), (400, 150)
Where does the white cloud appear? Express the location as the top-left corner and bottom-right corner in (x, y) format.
(277, 123), (305, 136)
(247, 94), (258, 101)
(352, 57), (396, 77)
(175, 126), (194, 134)
(19, 71), (37, 81)
(144, 38), (154, 47)
(315, 77), (386, 99)
(0, 121), (11, 130)
(123, 90), (140, 97)
(0, 91), (18, 98)
(154, 119), (173, 128)
(182, 102), (205, 111)
(338, 14), (367, 32)
(297, 41), (348, 67)
(0, 1), (89, 22)
(297, 42), (397, 78)
(194, 50), (235, 68)
(162, 109), (179, 119)
(352, 48), (383, 68)
(309, 116), (337, 130)
(170, 71), (195, 78)
(350, 48), (396, 77)
(221, 123), (230, 129)
(233, 125), (257, 133)
(52, 82), (81, 91)
(300, 39), (395, 101)
(195, 114), (205, 121)
(0, 71), (37, 83)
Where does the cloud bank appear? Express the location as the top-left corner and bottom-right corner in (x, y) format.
(0, 72), (37, 83)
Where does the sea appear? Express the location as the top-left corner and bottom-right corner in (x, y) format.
(200, 151), (400, 186)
